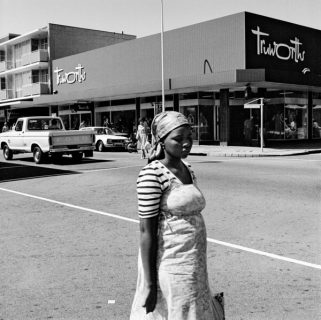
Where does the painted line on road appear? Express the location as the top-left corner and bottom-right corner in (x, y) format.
(0, 187), (138, 224)
(0, 186), (320, 271)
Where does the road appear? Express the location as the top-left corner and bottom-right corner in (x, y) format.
(0, 151), (320, 320)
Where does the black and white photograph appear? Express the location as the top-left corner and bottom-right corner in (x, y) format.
(0, 0), (320, 319)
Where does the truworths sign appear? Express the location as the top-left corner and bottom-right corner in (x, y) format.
(245, 12), (321, 76)
(54, 64), (86, 85)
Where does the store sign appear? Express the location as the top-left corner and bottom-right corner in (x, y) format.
(251, 26), (305, 63)
(54, 64), (86, 85)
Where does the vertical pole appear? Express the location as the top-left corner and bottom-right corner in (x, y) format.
(160, 0), (165, 112)
(260, 97), (264, 152)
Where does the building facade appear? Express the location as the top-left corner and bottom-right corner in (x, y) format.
(1, 12), (321, 145)
(0, 24), (135, 127)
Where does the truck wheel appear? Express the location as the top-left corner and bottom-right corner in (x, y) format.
(33, 146), (44, 164)
(3, 145), (13, 160)
(72, 152), (83, 162)
(97, 141), (104, 152)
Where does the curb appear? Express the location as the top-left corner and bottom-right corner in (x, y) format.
(190, 149), (321, 157)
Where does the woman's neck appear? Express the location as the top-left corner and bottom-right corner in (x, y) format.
(161, 157), (182, 170)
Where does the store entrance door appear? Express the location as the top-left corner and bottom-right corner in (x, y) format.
(229, 105), (248, 146)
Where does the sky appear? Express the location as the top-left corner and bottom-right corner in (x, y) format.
(1, 0), (321, 38)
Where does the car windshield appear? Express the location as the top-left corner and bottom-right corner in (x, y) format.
(95, 128), (106, 134)
(28, 118), (63, 130)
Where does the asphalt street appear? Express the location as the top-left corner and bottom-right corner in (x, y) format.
(0, 150), (320, 320)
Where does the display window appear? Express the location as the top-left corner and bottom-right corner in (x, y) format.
(312, 93), (321, 139)
(264, 90), (308, 140)
(180, 106), (199, 141)
(199, 106), (214, 141)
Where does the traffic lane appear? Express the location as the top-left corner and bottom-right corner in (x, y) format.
(0, 151), (147, 183)
(2, 156), (319, 265)
(0, 191), (137, 320)
(193, 159), (321, 265)
(1, 158), (320, 319)
(1, 197), (319, 320)
(1, 173), (320, 319)
(206, 243), (320, 320)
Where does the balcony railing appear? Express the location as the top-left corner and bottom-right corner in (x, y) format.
(0, 89), (14, 100)
(0, 60), (14, 73)
(21, 82), (50, 96)
(0, 83), (49, 100)
(21, 49), (49, 66)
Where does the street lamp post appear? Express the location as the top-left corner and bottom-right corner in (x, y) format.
(160, 0), (165, 112)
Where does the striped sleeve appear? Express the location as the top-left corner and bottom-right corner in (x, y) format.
(137, 163), (168, 218)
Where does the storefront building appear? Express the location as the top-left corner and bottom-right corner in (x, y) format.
(1, 12), (321, 145)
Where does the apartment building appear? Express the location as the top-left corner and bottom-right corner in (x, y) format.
(0, 24), (135, 125)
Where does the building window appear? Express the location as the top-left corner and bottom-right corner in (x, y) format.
(0, 78), (5, 90)
(39, 38), (48, 50)
(32, 69), (48, 83)
(0, 51), (5, 62)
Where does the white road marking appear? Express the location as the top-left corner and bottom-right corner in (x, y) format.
(108, 300), (116, 304)
(0, 186), (320, 270)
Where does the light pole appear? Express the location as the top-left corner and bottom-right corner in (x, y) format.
(160, 0), (165, 112)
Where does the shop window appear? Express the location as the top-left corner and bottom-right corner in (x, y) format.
(284, 104), (308, 140)
(199, 106), (214, 141)
(265, 104), (285, 140)
(312, 93), (321, 138)
(180, 106), (199, 141)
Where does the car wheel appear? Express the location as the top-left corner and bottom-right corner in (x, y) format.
(33, 146), (44, 164)
(72, 152), (83, 162)
(97, 141), (104, 152)
(3, 144), (13, 160)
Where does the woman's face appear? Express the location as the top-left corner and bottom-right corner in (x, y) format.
(163, 125), (193, 159)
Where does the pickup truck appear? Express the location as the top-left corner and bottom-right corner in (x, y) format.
(0, 116), (95, 164)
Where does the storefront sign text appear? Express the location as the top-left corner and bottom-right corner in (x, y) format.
(251, 26), (305, 63)
(54, 64), (86, 85)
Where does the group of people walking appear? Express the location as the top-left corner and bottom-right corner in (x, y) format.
(130, 111), (225, 320)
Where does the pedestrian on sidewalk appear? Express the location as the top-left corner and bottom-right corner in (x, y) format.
(130, 111), (224, 320)
(136, 118), (148, 159)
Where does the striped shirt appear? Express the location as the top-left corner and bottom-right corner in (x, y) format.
(137, 160), (193, 218)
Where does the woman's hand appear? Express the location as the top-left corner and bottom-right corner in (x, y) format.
(142, 284), (157, 314)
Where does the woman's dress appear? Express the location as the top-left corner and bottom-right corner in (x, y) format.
(130, 160), (223, 320)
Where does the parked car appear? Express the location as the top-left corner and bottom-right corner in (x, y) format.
(108, 126), (129, 137)
(80, 126), (129, 151)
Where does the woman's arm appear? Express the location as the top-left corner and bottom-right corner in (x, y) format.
(139, 216), (159, 313)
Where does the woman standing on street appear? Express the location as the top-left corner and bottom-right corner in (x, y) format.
(130, 111), (224, 320)
(136, 119), (148, 159)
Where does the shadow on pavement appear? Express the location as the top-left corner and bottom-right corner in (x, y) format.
(18, 156), (114, 166)
(0, 161), (79, 183)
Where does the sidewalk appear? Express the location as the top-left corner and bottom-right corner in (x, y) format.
(190, 143), (321, 157)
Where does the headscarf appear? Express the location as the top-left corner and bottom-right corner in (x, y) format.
(148, 111), (190, 162)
